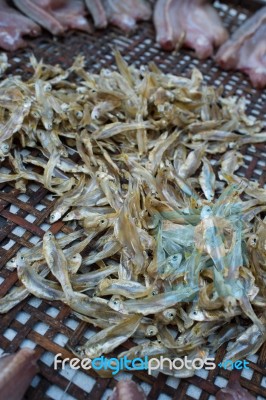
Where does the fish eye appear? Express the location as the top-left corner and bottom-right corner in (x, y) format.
(113, 300), (118, 305)
(102, 69), (111, 77)
(48, 232), (53, 237)
(193, 310), (198, 315)
(152, 290), (157, 296)
(100, 219), (105, 224)
(44, 83), (52, 92)
(50, 215), (55, 220)
(20, 256), (24, 260)
(76, 111), (83, 118)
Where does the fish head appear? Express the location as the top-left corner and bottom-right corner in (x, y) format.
(108, 295), (126, 313)
(97, 217), (110, 230)
(200, 205), (212, 220)
(43, 83), (52, 92)
(207, 192), (215, 202)
(189, 307), (205, 321)
(247, 234), (258, 249)
(85, 216), (109, 230)
(69, 254), (82, 271)
(49, 212), (61, 223)
(0, 142), (9, 154)
(6, 257), (18, 270)
(175, 335), (187, 345)
(79, 165), (91, 174)
(31, 108), (41, 119)
(43, 231), (54, 241)
(71, 253), (82, 263)
(151, 288), (160, 296)
(162, 308), (177, 321)
(169, 254), (182, 266)
(95, 171), (105, 180)
(224, 296), (237, 311)
(74, 346), (87, 358)
(145, 325), (158, 337)
(16, 254), (27, 270)
(86, 344), (102, 359)
(75, 110), (83, 120)
(91, 108), (100, 121)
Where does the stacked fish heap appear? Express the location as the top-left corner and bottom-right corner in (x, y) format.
(0, 51), (266, 377)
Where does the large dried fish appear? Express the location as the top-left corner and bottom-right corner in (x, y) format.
(154, 0), (228, 56)
(216, 6), (266, 89)
(0, 0), (41, 51)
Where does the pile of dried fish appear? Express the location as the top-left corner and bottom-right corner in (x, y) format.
(0, 0), (151, 51)
(0, 52), (266, 378)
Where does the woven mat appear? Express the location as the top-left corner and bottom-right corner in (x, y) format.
(0, 1), (266, 399)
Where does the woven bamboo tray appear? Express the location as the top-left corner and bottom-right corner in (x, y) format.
(0, 1), (266, 399)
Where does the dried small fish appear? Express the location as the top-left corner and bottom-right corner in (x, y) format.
(220, 150), (244, 176)
(0, 53), (265, 380)
(97, 278), (153, 299)
(16, 256), (65, 301)
(0, 286), (29, 314)
(74, 314), (142, 358)
(108, 286), (198, 315)
(199, 157), (215, 201)
(178, 145), (205, 179)
(224, 316), (266, 361)
(1, 99), (31, 143)
(42, 231), (75, 300)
